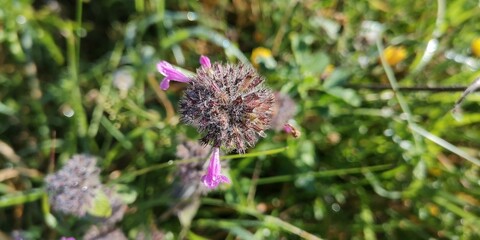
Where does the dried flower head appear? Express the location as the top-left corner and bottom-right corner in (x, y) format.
(45, 154), (101, 217)
(176, 138), (212, 160)
(83, 226), (127, 240)
(179, 60), (274, 153)
(112, 69), (134, 92)
(175, 140), (210, 197)
(270, 92), (297, 131)
(135, 226), (166, 240)
(158, 56), (273, 189)
(11, 230), (30, 240)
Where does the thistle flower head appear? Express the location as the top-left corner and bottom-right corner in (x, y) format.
(201, 147), (230, 189)
(179, 58), (274, 153)
(45, 154), (101, 217)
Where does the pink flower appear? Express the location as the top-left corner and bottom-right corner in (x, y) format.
(199, 55), (211, 68)
(201, 147), (230, 189)
(60, 237), (75, 240)
(156, 61), (191, 90)
(283, 123), (293, 133)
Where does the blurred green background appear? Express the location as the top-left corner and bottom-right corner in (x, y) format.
(1, 0), (480, 239)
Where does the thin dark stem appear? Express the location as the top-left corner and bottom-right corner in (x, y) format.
(344, 84), (469, 92)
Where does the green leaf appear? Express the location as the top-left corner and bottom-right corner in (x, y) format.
(113, 184), (138, 204)
(325, 87), (361, 107)
(0, 101), (16, 116)
(323, 69), (351, 89)
(177, 198), (201, 227)
(44, 213), (58, 228)
(301, 52), (329, 76)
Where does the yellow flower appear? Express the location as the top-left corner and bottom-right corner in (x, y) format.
(471, 38), (480, 57)
(383, 46), (407, 66)
(428, 167), (442, 177)
(427, 203), (439, 216)
(251, 47), (275, 68)
(321, 64), (335, 79)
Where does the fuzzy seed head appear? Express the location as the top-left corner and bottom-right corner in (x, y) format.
(45, 154), (101, 217)
(179, 63), (274, 153)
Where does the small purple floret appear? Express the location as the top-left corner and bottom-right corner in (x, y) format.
(156, 61), (191, 90)
(201, 147), (230, 189)
(199, 55), (211, 68)
(283, 124), (293, 133)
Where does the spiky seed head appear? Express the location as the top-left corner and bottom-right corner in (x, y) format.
(179, 63), (274, 153)
(45, 154), (101, 217)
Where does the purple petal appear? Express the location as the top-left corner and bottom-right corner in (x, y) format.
(156, 61), (173, 76)
(201, 175), (217, 189)
(283, 124), (293, 133)
(199, 55), (211, 68)
(156, 61), (190, 90)
(201, 147), (230, 189)
(160, 78), (171, 90)
(218, 175), (230, 183)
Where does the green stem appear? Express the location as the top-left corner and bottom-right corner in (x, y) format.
(432, 196), (479, 222)
(66, 0), (88, 150)
(76, 0), (83, 64)
(201, 198), (323, 240)
(376, 38), (424, 155)
(222, 146), (288, 160)
(113, 147), (288, 183)
(0, 188), (45, 208)
(256, 164), (393, 185)
(410, 124), (480, 166)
